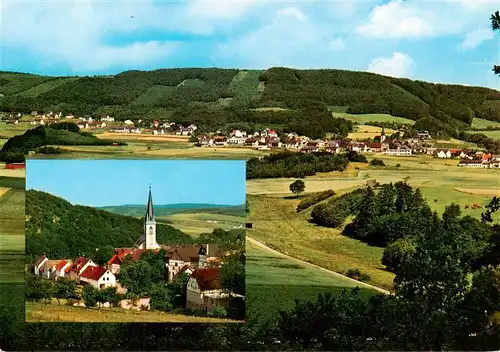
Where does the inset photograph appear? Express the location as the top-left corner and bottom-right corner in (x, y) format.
(25, 159), (245, 323)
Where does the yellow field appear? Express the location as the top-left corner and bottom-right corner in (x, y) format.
(0, 187), (10, 198)
(347, 125), (398, 140)
(157, 212), (245, 236)
(455, 188), (500, 197)
(96, 132), (191, 142)
(26, 302), (243, 323)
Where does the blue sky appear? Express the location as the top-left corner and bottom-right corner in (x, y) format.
(26, 160), (246, 207)
(1, 0), (499, 89)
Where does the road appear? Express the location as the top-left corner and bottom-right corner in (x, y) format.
(246, 236), (393, 296)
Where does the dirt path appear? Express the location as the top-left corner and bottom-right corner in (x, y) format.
(246, 236), (393, 295)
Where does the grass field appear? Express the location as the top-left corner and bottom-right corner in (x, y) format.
(246, 153), (500, 291)
(26, 302), (243, 323)
(471, 117), (500, 130)
(332, 112), (415, 125)
(0, 187), (24, 284)
(0, 163), (26, 178)
(347, 125), (398, 140)
(466, 130), (500, 140)
(157, 212), (245, 236)
(17, 77), (80, 97)
(246, 239), (379, 323)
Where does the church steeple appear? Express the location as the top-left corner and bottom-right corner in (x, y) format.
(146, 185), (155, 222)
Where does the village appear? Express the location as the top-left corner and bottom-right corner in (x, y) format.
(28, 186), (244, 316)
(4, 111), (500, 168)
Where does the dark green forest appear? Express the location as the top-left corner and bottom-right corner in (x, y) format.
(25, 190), (194, 261)
(0, 122), (125, 162)
(246, 151), (350, 179)
(1, 67), (499, 138)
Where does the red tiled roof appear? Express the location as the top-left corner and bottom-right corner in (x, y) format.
(369, 143), (382, 148)
(107, 254), (121, 265)
(55, 260), (68, 271)
(34, 255), (47, 268)
(80, 266), (108, 281)
(68, 257), (90, 273)
(190, 268), (222, 291)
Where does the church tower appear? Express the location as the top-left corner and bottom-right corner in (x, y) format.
(198, 245), (207, 269)
(381, 127), (386, 143)
(144, 186), (160, 250)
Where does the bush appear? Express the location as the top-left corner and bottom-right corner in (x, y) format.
(209, 306), (228, 318)
(346, 268), (371, 282)
(36, 146), (65, 154)
(297, 190), (336, 212)
(396, 163), (401, 168)
(370, 159), (385, 166)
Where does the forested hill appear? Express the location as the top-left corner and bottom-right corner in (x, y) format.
(1, 68), (499, 132)
(25, 190), (194, 261)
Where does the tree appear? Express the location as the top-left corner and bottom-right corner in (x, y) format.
(82, 285), (98, 308)
(120, 260), (154, 295)
(93, 245), (116, 266)
(220, 252), (245, 296)
(492, 11), (500, 75)
(289, 179), (305, 197)
(54, 278), (78, 305)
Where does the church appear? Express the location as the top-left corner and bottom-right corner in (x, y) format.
(134, 186), (161, 250)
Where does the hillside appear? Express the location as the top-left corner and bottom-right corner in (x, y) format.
(99, 203), (246, 217)
(1, 68), (499, 135)
(25, 190), (194, 260)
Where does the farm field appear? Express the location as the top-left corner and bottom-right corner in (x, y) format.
(332, 112), (416, 125)
(246, 153), (500, 292)
(95, 132), (191, 142)
(467, 130), (500, 140)
(157, 212), (245, 236)
(0, 163), (26, 178)
(0, 185), (25, 284)
(245, 238), (379, 323)
(26, 302), (243, 323)
(41, 143), (270, 159)
(347, 125), (398, 140)
(471, 117), (500, 130)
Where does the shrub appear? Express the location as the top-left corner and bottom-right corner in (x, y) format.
(297, 190), (335, 212)
(370, 159), (385, 166)
(396, 163), (401, 168)
(346, 268), (371, 282)
(209, 306), (228, 318)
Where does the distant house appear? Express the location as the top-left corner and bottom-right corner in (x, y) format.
(166, 246), (207, 281)
(458, 159), (488, 168)
(42, 259), (72, 280)
(79, 266), (116, 289)
(106, 248), (146, 275)
(77, 122), (89, 129)
(186, 268), (243, 313)
(245, 137), (259, 148)
(198, 135), (214, 146)
(384, 147), (412, 156)
(436, 150), (452, 159)
(213, 136), (227, 146)
(33, 255), (49, 276)
(301, 144), (319, 153)
(67, 257), (98, 283)
(349, 142), (369, 153)
(124, 120), (134, 125)
(101, 115), (114, 122)
(227, 136), (245, 145)
(65, 114), (74, 119)
(152, 128), (165, 135)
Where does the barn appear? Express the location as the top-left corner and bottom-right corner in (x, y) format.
(5, 163), (25, 169)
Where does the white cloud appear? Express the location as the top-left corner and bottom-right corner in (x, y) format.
(1, 0), (261, 72)
(356, 0), (499, 39)
(367, 52), (414, 78)
(214, 7), (347, 68)
(458, 28), (495, 51)
(357, 0), (433, 38)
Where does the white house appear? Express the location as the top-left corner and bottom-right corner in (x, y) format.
(79, 266), (116, 289)
(384, 148), (412, 156)
(33, 255), (49, 276)
(67, 257), (98, 282)
(437, 150), (452, 159)
(101, 115), (115, 122)
(227, 136), (245, 145)
(152, 129), (165, 135)
(186, 268), (243, 313)
(42, 259), (72, 280)
(77, 122), (89, 129)
(124, 120), (134, 125)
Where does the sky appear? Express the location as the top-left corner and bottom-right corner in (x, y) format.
(26, 159), (246, 206)
(1, 0), (499, 89)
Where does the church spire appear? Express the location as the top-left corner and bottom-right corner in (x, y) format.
(146, 185), (155, 222)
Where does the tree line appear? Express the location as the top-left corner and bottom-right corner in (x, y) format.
(246, 151), (350, 179)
